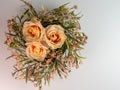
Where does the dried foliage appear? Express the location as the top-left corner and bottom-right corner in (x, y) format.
(5, 0), (87, 90)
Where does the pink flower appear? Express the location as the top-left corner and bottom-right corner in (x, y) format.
(6, 36), (13, 45)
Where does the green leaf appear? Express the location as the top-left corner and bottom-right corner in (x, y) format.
(21, 9), (29, 19)
(25, 67), (29, 83)
(21, 0), (38, 17)
(5, 33), (16, 36)
(6, 55), (14, 60)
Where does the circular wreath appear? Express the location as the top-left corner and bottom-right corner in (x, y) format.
(5, 0), (87, 90)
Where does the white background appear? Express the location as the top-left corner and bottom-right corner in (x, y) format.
(0, 0), (120, 90)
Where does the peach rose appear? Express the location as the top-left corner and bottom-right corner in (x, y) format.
(26, 42), (48, 61)
(22, 20), (44, 42)
(44, 25), (67, 49)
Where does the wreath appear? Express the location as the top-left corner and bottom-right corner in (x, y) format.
(5, 0), (87, 90)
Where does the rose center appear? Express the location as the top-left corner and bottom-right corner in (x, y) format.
(31, 45), (45, 56)
(27, 25), (41, 38)
(47, 32), (61, 44)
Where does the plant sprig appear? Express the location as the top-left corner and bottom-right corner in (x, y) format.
(5, 0), (87, 90)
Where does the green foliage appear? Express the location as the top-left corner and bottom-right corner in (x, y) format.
(5, 0), (87, 90)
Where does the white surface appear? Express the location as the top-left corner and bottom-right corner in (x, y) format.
(0, 0), (120, 90)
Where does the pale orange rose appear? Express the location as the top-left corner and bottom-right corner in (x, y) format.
(26, 42), (48, 61)
(22, 20), (44, 42)
(44, 25), (67, 49)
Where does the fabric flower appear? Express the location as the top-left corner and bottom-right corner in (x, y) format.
(26, 42), (48, 61)
(44, 25), (67, 49)
(22, 20), (44, 42)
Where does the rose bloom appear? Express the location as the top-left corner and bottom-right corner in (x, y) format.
(22, 20), (44, 42)
(44, 25), (67, 49)
(26, 42), (48, 61)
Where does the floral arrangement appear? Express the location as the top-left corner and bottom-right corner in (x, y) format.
(5, 0), (87, 90)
